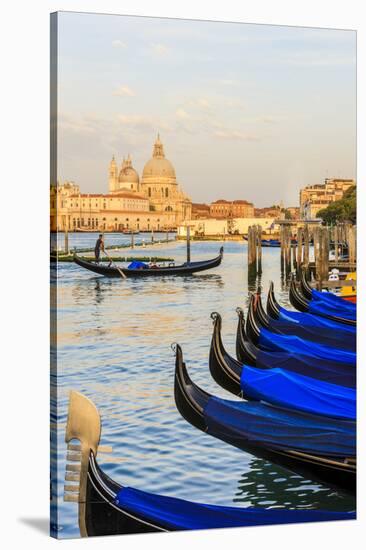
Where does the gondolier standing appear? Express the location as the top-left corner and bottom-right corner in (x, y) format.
(95, 234), (104, 263)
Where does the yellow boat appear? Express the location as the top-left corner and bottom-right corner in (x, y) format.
(340, 272), (356, 303)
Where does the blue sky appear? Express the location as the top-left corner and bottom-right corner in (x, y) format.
(57, 12), (356, 206)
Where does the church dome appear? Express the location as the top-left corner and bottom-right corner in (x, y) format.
(118, 155), (139, 184)
(142, 135), (176, 180)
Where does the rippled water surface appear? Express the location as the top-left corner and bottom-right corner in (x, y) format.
(51, 233), (355, 538)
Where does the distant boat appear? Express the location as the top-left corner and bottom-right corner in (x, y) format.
(122, 229), (140, 235)
(75, 227), (98, 233)
(74, 247), (224, 278)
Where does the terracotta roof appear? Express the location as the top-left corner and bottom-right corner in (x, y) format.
(232, 200), (253, 205)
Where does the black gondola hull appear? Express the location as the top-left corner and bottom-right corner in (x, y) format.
(85, 453), (166, 536)
(74, 248), (223, 278)
(175, 346), (356, 494)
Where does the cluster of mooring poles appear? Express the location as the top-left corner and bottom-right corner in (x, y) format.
(281, 222), (356, 290)
(246, 221), (356, 291)
(247, 225), (262, 284)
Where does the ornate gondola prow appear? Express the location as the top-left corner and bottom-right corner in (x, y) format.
(235, 307), (257, 365)
(267, 281), (280, 319)
(255, 289), (270, 328)
(64, 391), (102, 537)
(289, 275), (309, 312)
(300, 267), (313, 300)
(246, 294), (261, 343)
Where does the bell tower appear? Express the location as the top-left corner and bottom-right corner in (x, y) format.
(108, 156), (118, 192)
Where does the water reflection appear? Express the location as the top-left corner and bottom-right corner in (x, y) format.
(234, 458), (355, 510)
(53, 239), (355, 538)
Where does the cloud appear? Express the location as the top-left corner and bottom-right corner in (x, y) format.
(112, 40), (127, 48)
(175, 108), (190, 120)
(118, 114), (171, 133)
(213, 129), (260, 141)
(58, 113), (97, 135)
(150, 43), (169, 56)
(113, 85), (136, 97)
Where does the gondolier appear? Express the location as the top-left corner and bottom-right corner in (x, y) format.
(94, 234), (104, 263)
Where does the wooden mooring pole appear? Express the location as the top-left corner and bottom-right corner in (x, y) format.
(247, 225), (262, 280)
(186, 225), (191, 263)
(296, 227), (303, 276)
(303, 224), (309, 274)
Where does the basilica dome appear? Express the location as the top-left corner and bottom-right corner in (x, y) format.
(118, 155), (139, 184)
(119, 166), (139, 184)
(142, 135), (176, 181)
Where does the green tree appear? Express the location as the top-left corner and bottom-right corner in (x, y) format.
(317, 186), (356, 224)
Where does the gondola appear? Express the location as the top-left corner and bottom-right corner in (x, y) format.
(236, 307), (258, 365)
(63, 391), (355, 538)
(301, 269), (357, 307)
(74, 247), (223, 278)
(209, 313), (355, 420)
(209, 312), (243, 395)
(248, 292), (355, 351)
(300, 269), (314, 300)
(267, 282), (356, 334)
(289, 277), (356, 326)
(218, 310), (356, 390)
(261, 239), (281, 247)
(246, 296), (355, 365)
(175, 345), (356, 492)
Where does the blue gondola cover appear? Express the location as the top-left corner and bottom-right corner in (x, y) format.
(268, 318), (355, 351)
(278, 306), (356, 333)
(256, 349), (355, 388)
(114, 487), (355, 530)
(240, 366), (356, 420)
(308, 300), (356, 322)
(258, 328), (356, 365)
(204, 396), (355, 456)
(312, 289), (356, 311)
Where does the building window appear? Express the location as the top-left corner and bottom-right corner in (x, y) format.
(148, 187), (151, 197)
(165, 187), (169, 198)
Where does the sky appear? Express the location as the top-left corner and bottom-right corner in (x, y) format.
(57, 12), (356, 207)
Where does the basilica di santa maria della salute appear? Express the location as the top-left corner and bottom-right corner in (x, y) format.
(50, 135), (192, 232)
(109, 134), (192, 225)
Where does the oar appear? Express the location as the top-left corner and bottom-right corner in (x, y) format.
(103, 249), (127, 279)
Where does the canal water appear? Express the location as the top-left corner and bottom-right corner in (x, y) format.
(51, 233), (355, 538)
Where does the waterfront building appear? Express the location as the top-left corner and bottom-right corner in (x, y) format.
(300, 178), (355, 219)
(177, 217), (278, 238)
(209, 199), (254, 218)
(254, 206), (282, 218)
(191, 203), (211, 219)
(286, 206), (300, 219)
(51, 135), (192, 232)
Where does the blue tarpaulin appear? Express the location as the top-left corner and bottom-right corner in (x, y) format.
(240, 366), (356, 420)
(204, 396), (355, 457)
(114, 487), (355, 531)
(256, 349), (355, 388)
(268, 318), (355, 351)
(278, 306), (356, 333)
(258, 328), (356, 365)
(312, 289), (356, 312)
(127, 261), (149, 270)
(308, 300), (356, 322)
